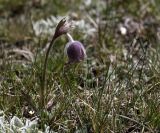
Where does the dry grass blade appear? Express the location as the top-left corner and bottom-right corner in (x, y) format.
(118, 114), (154, 133)
(8, 48), (34, 62)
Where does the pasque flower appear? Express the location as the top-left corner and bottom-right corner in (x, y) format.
(41, 18), (72, 108)
(53, 18), (86, 63)
(41, 18), (86, 108)
(65, 33), (86, 63)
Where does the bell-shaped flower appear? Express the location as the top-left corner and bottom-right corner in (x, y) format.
(65, 33), (86, 63)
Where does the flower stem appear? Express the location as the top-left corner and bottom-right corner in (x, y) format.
(40, 35), (56, 109)
(66, 33), (74, 42)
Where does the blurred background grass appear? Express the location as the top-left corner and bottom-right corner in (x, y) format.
(0, 0), (160, 132)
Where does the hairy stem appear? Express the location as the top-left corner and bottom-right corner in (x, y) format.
(66, 33), (74, 42)
(40, 35), (56, 109)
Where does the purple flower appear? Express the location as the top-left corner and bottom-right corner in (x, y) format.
(65, 41), (86, 63)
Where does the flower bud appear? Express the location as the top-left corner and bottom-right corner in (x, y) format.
(54, 18), (73, 39)
(65, 34), (86, 63)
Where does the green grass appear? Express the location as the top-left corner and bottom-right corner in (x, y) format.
(0, 0), (160, 132)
